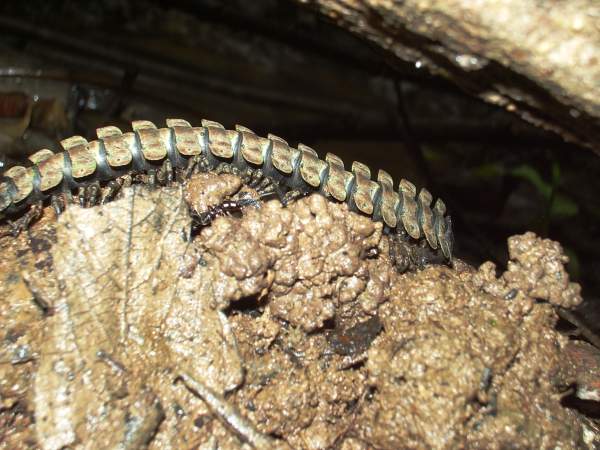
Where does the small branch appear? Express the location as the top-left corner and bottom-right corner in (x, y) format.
(558, 307), (600, 349)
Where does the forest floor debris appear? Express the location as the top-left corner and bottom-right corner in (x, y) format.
(0, 173), (597, 449)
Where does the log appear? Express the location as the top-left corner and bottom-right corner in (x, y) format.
(296, 0), (600, 154)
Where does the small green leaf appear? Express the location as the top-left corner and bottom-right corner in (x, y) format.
(510, 165), (552, 199)
(471, 163), (505, 180)
(549, 193), (578, 218)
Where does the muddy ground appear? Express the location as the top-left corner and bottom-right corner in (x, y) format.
(0, 172), (597, 449)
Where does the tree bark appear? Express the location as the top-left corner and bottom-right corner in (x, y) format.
(297, 0), (600, 154)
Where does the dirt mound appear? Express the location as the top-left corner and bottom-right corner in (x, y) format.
(0, 173), (596, 449)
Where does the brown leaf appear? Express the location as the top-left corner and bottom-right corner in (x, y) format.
(34, 185), (243, 449)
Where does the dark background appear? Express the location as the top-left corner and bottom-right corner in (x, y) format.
(0, 0), (598, 330)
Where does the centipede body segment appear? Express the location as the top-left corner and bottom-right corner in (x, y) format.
(0, 118), (453, 260)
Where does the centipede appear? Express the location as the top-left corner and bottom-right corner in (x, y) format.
(0, 118), (453, 260)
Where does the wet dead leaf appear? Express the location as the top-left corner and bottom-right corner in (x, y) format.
(33, 185), (243, 449)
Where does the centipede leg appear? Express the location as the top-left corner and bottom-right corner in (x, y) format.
(199, 156), (211, 173)
(5, 201), (43, 236)
(51, 194), (64, 216)
(390, 230), (446, 272)
(157, 159), (173, 185)
(215, 162), (236, 175)
(20, 205), (39, 231)
(214, 162), (227, 174)
(146, 169), (157, 188)
(281, 189), (307, 207)
(184, 157), (196, 178)
(256, 177), (276, 196)
(244, 168), (267, 189)
(174, 166), (185, 183)
(59, 188), (73, 206)
(255, 177), (272, 192)
(121, 173), (133, 188)
(77, 187), (86, 207)
(87, 182), (101, 206)
(102, 179), (122, 204)
(245, 168), (268, 191)
(242, 168), (255, 185)
(238, 167), (253, 185)
(247, 183), (275, 203)
(389, 234), (411, 273)
(184, 154), (210, 178)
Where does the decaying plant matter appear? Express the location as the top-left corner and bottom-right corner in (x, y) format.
(0, 169), (597, 449)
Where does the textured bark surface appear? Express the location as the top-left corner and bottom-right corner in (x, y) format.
(297, 0), (600, 154)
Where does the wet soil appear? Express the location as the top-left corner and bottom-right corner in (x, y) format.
(0, 173), (597, 449)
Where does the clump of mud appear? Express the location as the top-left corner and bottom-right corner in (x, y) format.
(0, 173), (597, 449)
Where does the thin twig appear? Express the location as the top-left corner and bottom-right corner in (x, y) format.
(558, 307), (600, 349)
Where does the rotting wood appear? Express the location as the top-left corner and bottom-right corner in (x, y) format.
(296, 0), (600, 154)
